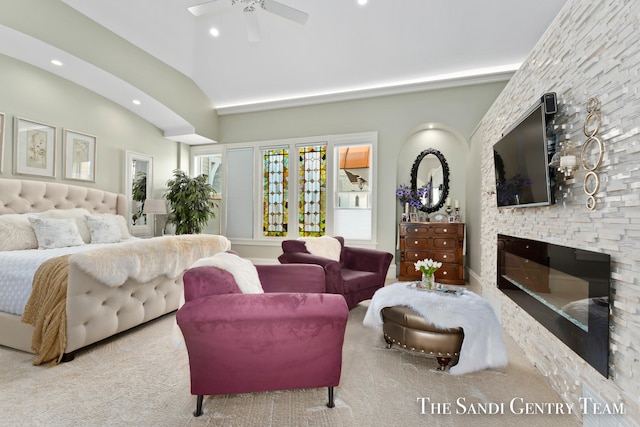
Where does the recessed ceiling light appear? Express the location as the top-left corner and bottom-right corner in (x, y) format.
(132, 99), (141, 105)
(357, 0), (368, 5)
(209, 27), (220, 37)
(51, 59), (63, 66)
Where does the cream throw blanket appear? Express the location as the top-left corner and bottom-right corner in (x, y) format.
(70, 234), (231, 286)
(299, 236), (342, 261)
(190, 252), (264, 294)
(364, 282), (508, 375)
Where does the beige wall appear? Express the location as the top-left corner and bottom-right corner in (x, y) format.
(475, 0), (639, 423)
(219, 81), (507, 261)
(0, 54), (178, 199)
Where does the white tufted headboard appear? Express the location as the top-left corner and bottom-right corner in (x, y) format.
(0, 178), (127, 216)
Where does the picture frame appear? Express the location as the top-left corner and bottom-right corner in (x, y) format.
(14, 117), (56, 178)
(63, 129), (97, 182)
(409, 213), (418, 222)
(0, 113), (5, 174)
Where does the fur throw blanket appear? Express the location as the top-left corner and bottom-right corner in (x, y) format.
(363, 283), (508, 375)
(299, 236), (342, 261)
(70, 234), (231, 287)
(190, 252), (264, 294)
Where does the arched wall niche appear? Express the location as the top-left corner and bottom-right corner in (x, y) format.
(396, 122), (469, 221)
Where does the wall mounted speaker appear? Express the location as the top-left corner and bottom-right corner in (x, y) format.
(542, 92), (557, 114)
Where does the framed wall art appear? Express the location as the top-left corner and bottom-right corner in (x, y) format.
(14, 116), (56, 178)
(0, 113), (5, 173)
(63, 129), (97, 182)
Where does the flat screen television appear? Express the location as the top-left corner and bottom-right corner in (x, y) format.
(493, 99), (556, 208)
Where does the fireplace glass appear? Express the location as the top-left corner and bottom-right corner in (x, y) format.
(497, 234), (610, 377)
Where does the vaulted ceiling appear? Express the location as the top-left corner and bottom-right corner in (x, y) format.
(63, 1), (566, 111)
(1, 0), (567, 140)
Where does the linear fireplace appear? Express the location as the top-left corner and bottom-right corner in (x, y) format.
(497, 234), (611, 377)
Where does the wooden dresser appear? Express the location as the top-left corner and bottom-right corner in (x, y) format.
(398, 222), (465, 285)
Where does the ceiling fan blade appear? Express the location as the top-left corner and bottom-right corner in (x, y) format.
(187, 0), (224, 17)
(244, 9), (262, 42)
(262, 0), (309, 25)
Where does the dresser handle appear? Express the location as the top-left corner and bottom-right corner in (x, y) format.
(443, 242), (447, 245)
(443, 255), (447, 259)
(443, 271), (447, 275)
(443, 228), (447, 232)
(414, 240), (419, 244)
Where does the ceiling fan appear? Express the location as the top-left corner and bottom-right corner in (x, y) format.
(188, 0), (309, 42)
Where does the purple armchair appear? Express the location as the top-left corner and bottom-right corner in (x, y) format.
(278, 236), (393, 309)
(176, 263), (349, 417)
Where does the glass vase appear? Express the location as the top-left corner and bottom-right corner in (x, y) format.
(421, 272), (435, 290)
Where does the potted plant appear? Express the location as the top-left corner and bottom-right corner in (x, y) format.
(164, 169), (216, 235)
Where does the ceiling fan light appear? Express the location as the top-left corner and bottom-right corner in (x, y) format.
(357, 0), (369, 5)
(209, 27), (220, 37)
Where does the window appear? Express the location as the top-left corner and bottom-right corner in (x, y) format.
(298, 145), (327, 236)
(334, 142), (373, 240)
(191, 147), (224, 235)
(262, 147), (289, 237)
(225, 132), (377, 243)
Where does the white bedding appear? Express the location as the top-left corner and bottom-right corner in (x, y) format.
(0, 243), (123, 316)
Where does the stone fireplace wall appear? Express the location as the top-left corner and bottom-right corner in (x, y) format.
(474, 0), (640, 424)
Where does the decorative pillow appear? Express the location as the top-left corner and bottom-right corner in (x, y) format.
(95, 214), (132, 240)
(85, 215), (122, 244)
(28, 217), (85, 249)
(299, 236), (342, 261)
(38, 208), (92, 243)
(190, 252), (264, 294)
(0, 214), (38, 251)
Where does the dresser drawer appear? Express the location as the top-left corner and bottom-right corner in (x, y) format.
(430, 225), (460, 236)
(433, 237), (458, 249)
(399, 262), (421, 279)
(405, 237), (429, 248)
(404, 250), (432, 262)
(432, 250), (459, 263)
(436, 264), (463, 282)
(400, 224), (431, 236)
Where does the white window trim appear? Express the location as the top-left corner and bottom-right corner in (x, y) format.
(215, 131), (378, 245)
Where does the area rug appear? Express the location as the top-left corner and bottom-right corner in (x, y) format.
(0, 304), (579, 426)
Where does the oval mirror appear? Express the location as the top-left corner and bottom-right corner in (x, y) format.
(410, 148), (450, 213)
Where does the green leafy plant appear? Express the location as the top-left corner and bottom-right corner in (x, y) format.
(164, 169), (216, 235)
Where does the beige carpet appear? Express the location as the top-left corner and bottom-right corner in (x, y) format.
(0, 305), (579, 427)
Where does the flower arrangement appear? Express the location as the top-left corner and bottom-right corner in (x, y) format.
(414, 258), (442, 289)
(396, 183), (431, 209)
(415, 258), (442, 277)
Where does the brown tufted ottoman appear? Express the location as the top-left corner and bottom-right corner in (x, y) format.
(381, 305), (464, 370)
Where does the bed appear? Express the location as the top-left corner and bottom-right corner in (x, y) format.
(0, 178), (230, 365)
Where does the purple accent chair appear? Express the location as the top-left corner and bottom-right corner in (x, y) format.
(176, 263), (349, 417)
(278, 236), (393, 309)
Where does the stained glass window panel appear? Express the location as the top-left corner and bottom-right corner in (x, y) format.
(298, 145), (326, 236)
(263, 148), (289, 236)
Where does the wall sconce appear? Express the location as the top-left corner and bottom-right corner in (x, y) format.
(558, 153), (578, 178)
